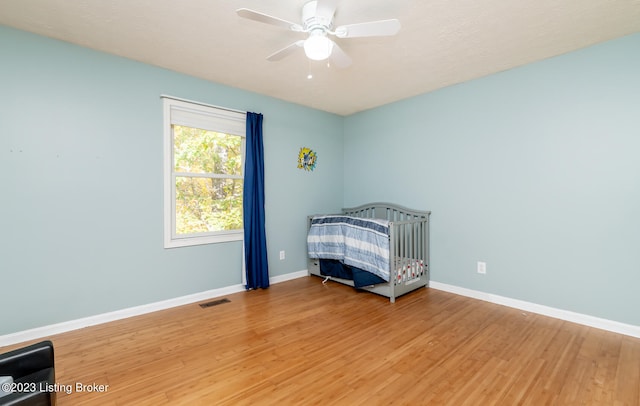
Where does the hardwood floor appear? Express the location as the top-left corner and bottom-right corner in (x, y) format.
(3, 276), (640, 405)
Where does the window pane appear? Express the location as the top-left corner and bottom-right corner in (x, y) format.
(175, 176), (243, 234)
(173, 125), (243, 175)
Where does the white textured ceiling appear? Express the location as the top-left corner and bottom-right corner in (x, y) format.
(1, 0), (639, 116)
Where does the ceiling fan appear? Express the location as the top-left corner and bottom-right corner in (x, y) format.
(236, 0), (401, 68)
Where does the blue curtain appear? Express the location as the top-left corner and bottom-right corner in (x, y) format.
(244, 112), (269, 290)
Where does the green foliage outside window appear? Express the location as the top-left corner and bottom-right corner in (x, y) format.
(173, 125), (243, 235)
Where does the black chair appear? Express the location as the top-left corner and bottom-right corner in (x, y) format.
(0, 341), (56, 406)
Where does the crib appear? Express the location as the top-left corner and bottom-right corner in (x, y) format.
(307, 202), (431, 302)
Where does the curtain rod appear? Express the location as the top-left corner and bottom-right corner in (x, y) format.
(160, 94), (247, 115)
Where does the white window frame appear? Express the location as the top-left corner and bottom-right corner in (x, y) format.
(162, 96), (246, 248)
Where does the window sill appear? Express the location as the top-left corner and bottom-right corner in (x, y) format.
(164, 231), (243, 248)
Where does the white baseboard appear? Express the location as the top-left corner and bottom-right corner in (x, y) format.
(429, 281), (640, 339)
(0, 271), (309, 347)
(10, 274), (634, 347)
(270, 270), (309, 284)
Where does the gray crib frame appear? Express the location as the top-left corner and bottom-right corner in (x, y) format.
(307, 202), (431, 303)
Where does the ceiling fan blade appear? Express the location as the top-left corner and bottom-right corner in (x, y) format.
(329, 40), (351, 68)
(266, 40), (305, 61)
(314, 0), (339, 21)
(334, 19), (401, 38)
(237, 8), (303, 31)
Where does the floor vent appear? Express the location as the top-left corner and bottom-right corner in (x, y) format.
(199, 298), (230, 308)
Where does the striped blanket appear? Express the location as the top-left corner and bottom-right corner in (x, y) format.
(307, 215), (390, 281)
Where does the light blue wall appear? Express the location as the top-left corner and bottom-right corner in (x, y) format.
(344, 33), (640, 325)
(2, 23), (639, 336)
(0, 25), (344, 335)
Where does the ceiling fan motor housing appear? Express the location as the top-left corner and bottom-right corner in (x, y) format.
(302, 1), (333, 32)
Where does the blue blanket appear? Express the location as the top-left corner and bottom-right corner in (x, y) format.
(319, 259), (387, 288)
(307, 215), (390, 281)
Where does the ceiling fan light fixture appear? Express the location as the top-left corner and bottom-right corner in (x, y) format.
(304, 31), (333, 61)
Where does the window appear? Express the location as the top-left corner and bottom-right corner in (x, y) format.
(163, 96), (246, 248)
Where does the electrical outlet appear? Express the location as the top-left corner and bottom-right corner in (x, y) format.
(477, 261), (487, 274)
(279, 250), (285, 260)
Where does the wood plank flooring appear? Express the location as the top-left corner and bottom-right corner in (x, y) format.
(2, 276), (640, 405)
